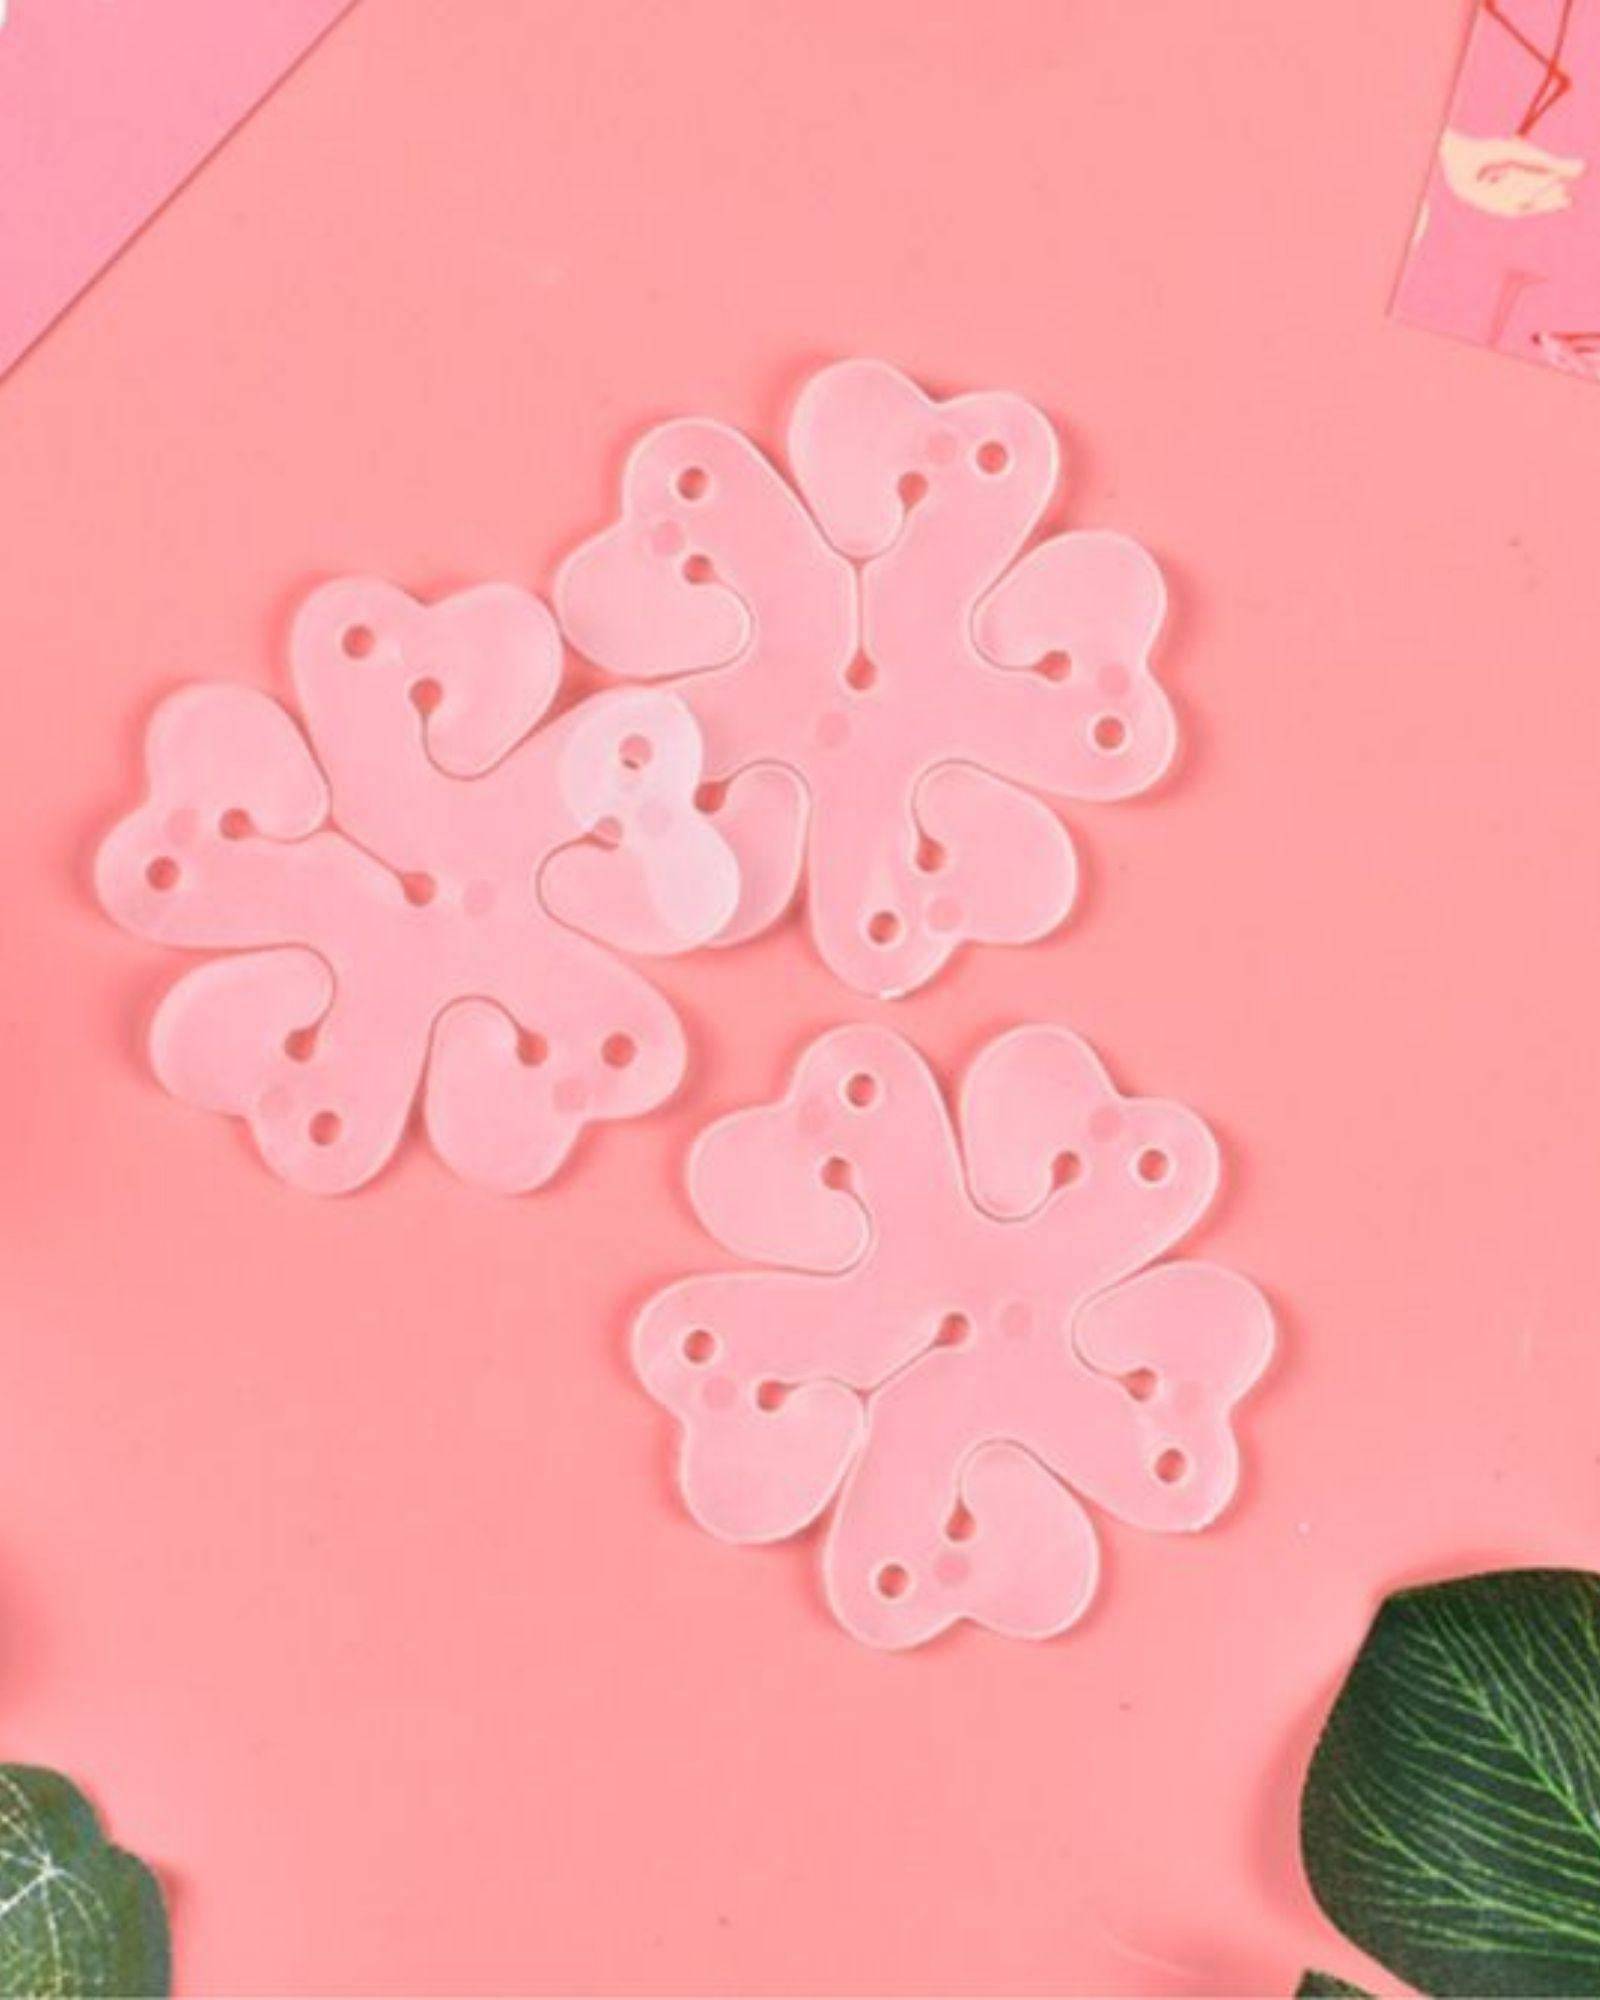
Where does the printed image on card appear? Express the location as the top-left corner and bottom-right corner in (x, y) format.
(1395, 1), (1600, 379)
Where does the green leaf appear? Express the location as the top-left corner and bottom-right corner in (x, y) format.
(0, 1766), (168, 1997)
(1302, 1568), (1600, 1998)
(1295, 1973), (1374, 1997)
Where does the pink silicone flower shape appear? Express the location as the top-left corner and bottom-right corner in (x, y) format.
(557, 358), (1175, 996)
(96, 579), (738, 1193)
(635, 1026), (1271, 1647)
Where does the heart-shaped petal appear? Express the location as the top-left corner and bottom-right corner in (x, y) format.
(542, 690), (739, 952)
(800, 761), (1076, 998)
(425, 983), (685, 1194)
(1066, 1261), (1274, 1531)
(826, 1438), (1100, 1648)
(95, 687), (328, 940)
(151, 947), (331, 1112)
(152, 948), (424, 1194)
(690, 1091), (869, 1273)
(958, 1026), (1219, 1276)
(788, 359), (1057, 564)
(970, 530), (1176, 800)
(293, 578), (561, 780)
(911, 761), (1077, 946)
(634, 1277), (866, 1542)
(703, 763), (808, 946)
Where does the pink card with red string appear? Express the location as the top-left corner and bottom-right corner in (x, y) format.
(1395, 0), (1600, 377)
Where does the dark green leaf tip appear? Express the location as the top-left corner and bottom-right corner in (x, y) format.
(0, 1765), (169, 1997)
(1302, 1568), (1600, 1999)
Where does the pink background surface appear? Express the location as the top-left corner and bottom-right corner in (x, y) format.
(1, 1), (1598, 1993)
(0, 0), (351, 378)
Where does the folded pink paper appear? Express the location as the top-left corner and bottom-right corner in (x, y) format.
(0, 0), (351, 382)
(1395, 1), (1600, 378)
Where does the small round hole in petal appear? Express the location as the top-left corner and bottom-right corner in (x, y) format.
(1135, 1147), (1172, 1186)
(1051, 1149), (1084, 1189)
(875, 1562), (912, 1600)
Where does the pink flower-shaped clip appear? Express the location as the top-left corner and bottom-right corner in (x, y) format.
(635, 1025), (1272, 1647)
(558, 359), (1175, 996)
(96, 579), (737, 1193)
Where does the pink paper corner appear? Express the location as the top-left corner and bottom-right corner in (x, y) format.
(0, 0), (353, 382)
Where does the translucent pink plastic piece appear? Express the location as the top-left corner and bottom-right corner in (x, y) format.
(557, 358), (1175, 996)
(635, 1026), (1272, 1648)
(95, 579), (738, 1193)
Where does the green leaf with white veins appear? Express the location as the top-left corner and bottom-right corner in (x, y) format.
(1302, 1569), (1600, 1997)
(0, 1766), (168, 1997)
